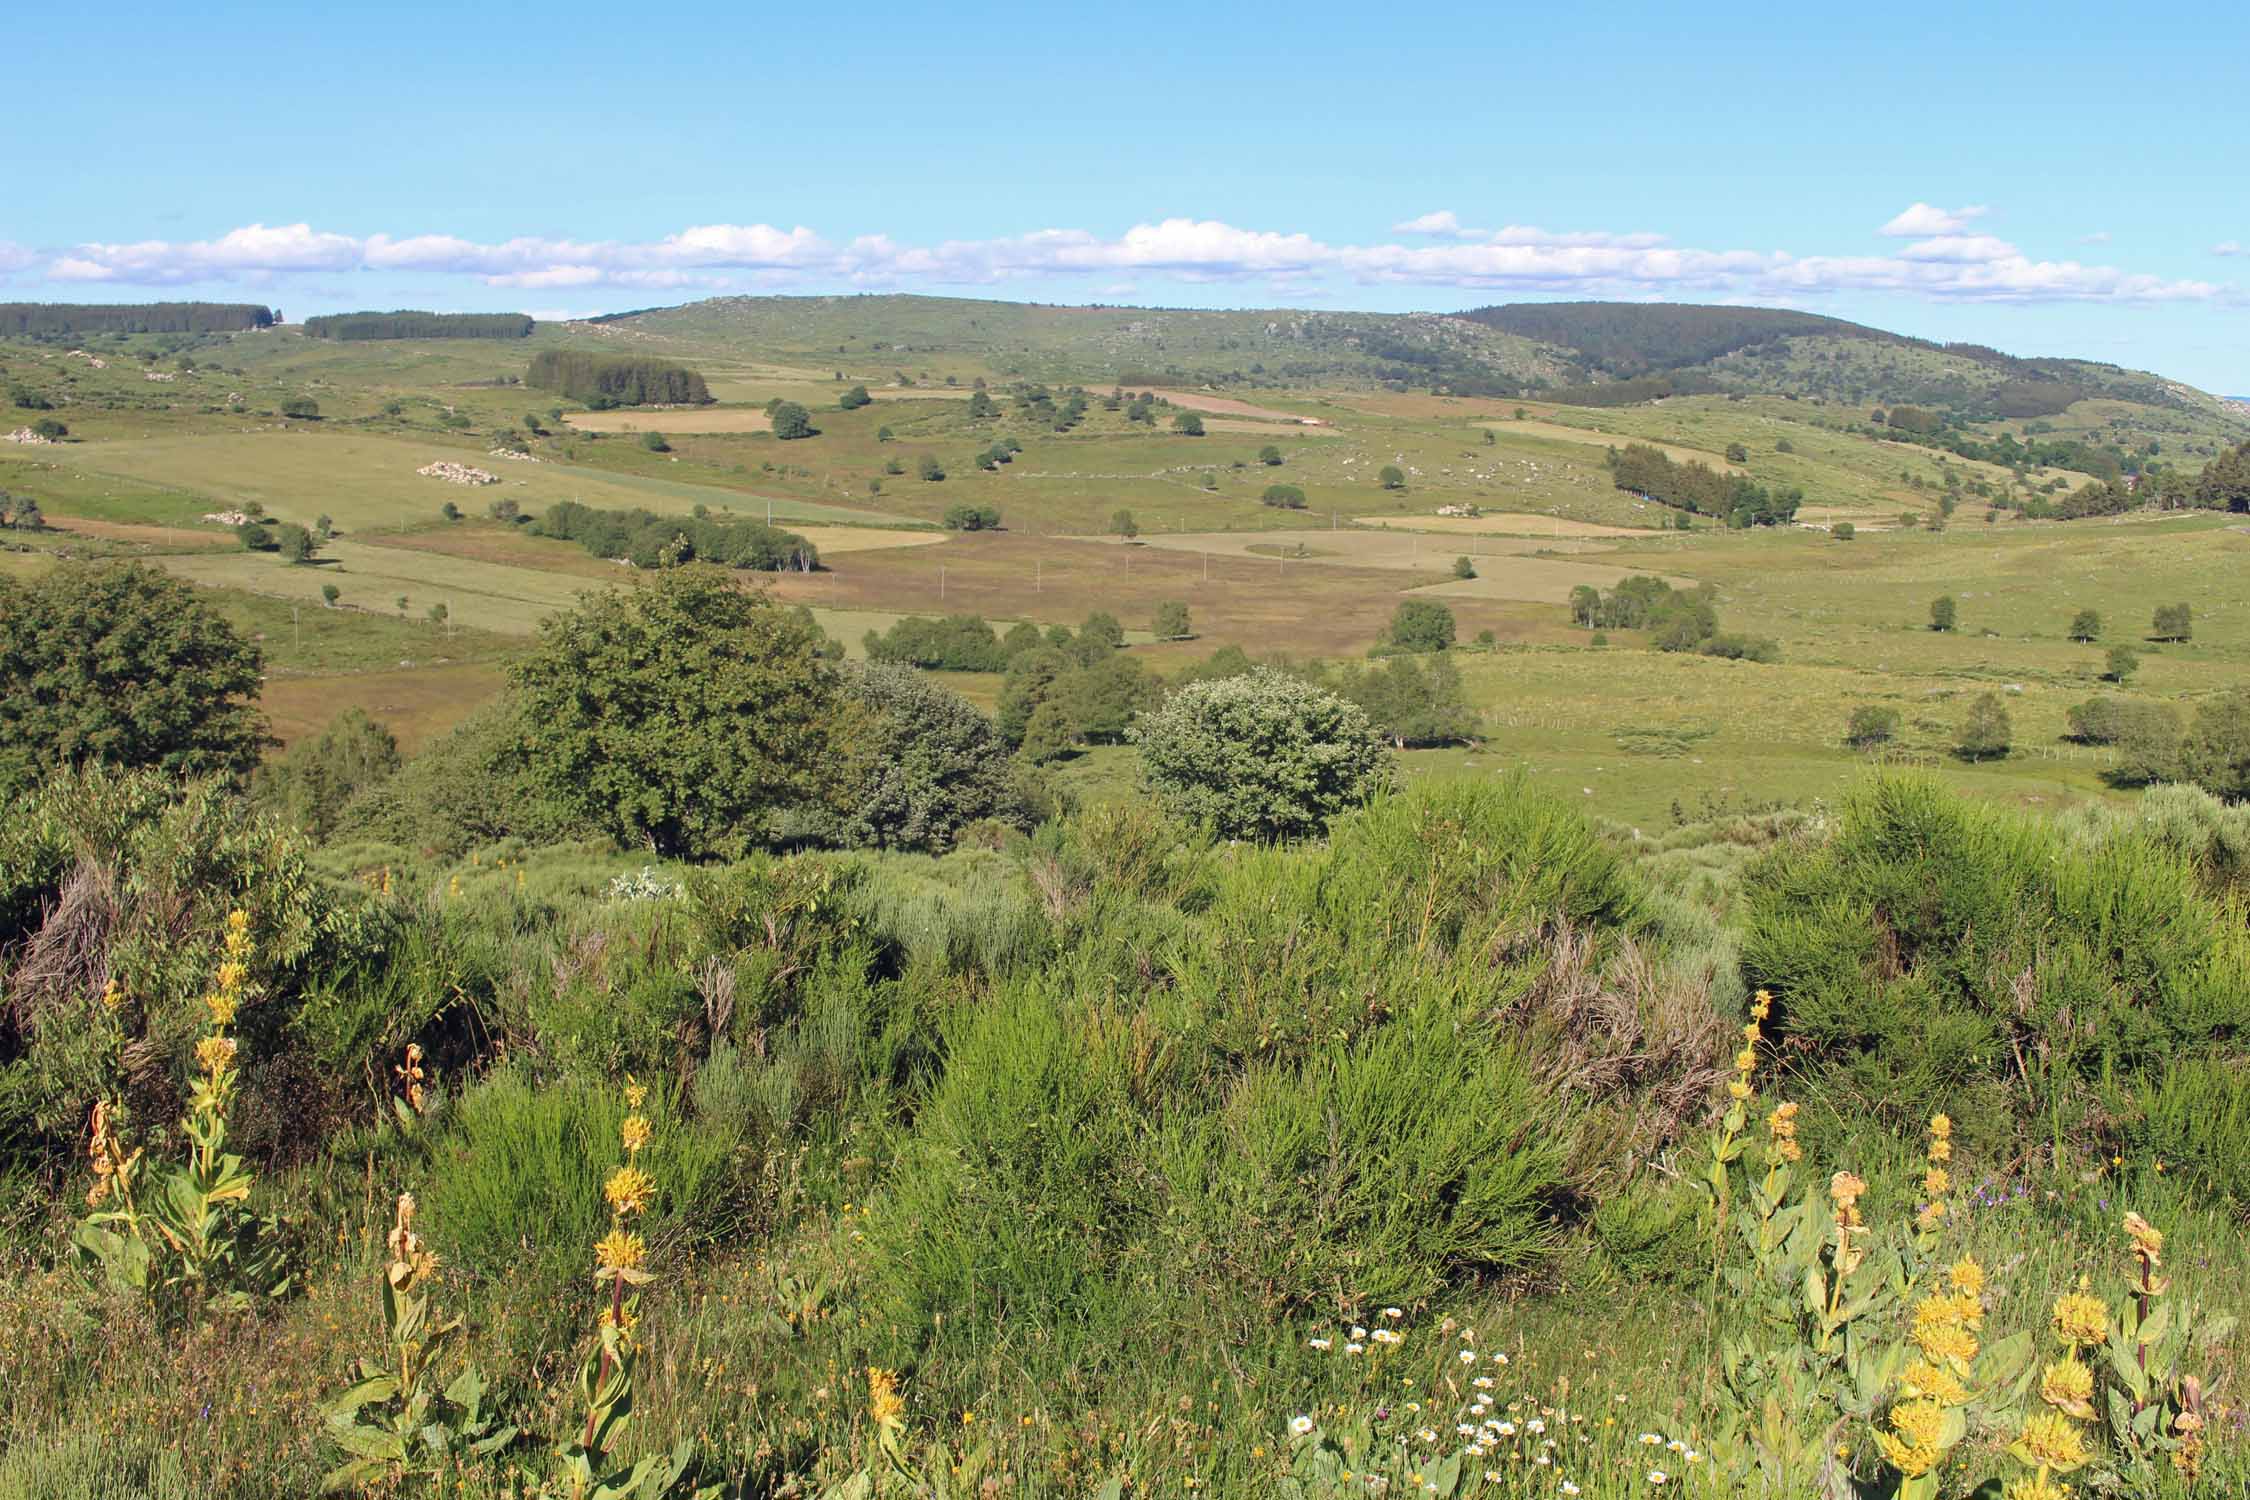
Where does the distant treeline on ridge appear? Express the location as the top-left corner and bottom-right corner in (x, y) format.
(526, 351), (713, 407)
(302, 310), (533, 341)
(531, 500), (816, 571)
(0, 302), (274, 337)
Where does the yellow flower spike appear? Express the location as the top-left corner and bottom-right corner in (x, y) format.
(1874, 1399), (1946, 1477)
(194, 1035), (238, 1078)
(99, 979), (123, 1011)
(2005, 1475), (2071, 1500)
(2014, 1411), (2091, 1473)
(1726, 1079), (1751, 1101)
(1923, 1165), (1950, 1197)
(1945, 1255), (1985, 1299)
(621, 1115), (652, 1155)
(205, 989), (240, 1028)
(2122, 1212), (2164, 1268)
(1733, 1047), (1758, 1073)
(867, 1366), (906, 1432)
(603, 1165), (655, 1217)
(2039, 1357), (2096, 1420)
(2051, 1288), (2110, 1349)
(624, 1078), (648, 1111)
(594, 1228), (647, 1276)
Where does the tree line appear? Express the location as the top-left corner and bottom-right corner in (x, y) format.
(1570, 575), (1778, 660)
(303, 311), (533, 341)
(1605, 443), (1802, 526)
(0, 302), (273, 336)
(530, 500), (817, 572)
(525, 352), (712, 407)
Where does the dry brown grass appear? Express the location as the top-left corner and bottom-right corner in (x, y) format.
(563, 408), (773, 434)
(261, 661), (508, 752)
(1352, 513), (1659, 538)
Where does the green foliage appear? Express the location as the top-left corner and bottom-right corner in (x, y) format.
(1607, 443), (1801, 525)
(1739, 774), (2250, 1143)
(832, 664), (1027, 851)
(771, 402), (815, 440)
(2068, 608), (2102, 642)
(301, 310), (530, 340)
(1171, 412), (1204, 436)
(1377, 464), (1405, 490)
(1258, 445), (1282, 465)
(1108, 508), (1139, 540)
(2178, 687), (2250, 800)
(279, 397), (320, 420)
(1955, 692), (2012, 761)
(2150, 602), (2191, 642)
(252, 707), (402, 839)
(276, 521), (318, 563)
(917, 454), (945, 482)
(1383, 598), (1455, 654)
(2105, 645), (2139, 683)
(0, 301), (271, 335)
(526, 351), (713, 407)
(940, 502), (998, 530)
(533, 499), (818, 572)
(339, 699), (594, 855)
(508, 570), (860, 858)
(31, 416), (67, 440)
(0, 563), (268, 796)
(1832, 521), (1855, 541)
(1151, 600), (1191, 640)
(1845, 705), (1900, 750)
(641, 430), (671, 452)
(863, 614), (1007, 672)
(838, 384), (872, 410)
(1929, 595), (1957, 632)
(1261, 483), (1306, 509)
(1451, 554), (1475, 580)
(1133, 668), (1391, 841)
(1323, 653), (1479, 746)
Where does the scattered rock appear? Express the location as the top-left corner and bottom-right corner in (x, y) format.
(3, 427), (55, 446)
(202, 510), (252, 527)
(487, 448), (541, 462)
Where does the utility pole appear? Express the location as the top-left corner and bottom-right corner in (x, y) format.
(940, 565), (946, 603)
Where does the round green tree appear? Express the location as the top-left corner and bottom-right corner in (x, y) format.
(1134, 669), (1391, 841)
(507, 568), (860, 857)
(0, 562), (269, 793)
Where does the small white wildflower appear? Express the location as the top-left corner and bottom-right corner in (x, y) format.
(1383, 1307), (1405, 1320)
(1639, 1433), (1663, 1447)
(1561, 1485), (1582, 1497)
(1497, 1421), (1518, 1436)
(1346, 1342), (1366, 1355)
(1473, 1376), (1495, 1390)
(1458, 1350), (1476, 1364)
(1535, 1453), (1552, 1466)
(1417, 1427), (1438, 1444)
(1528, 1419), (1546, 1434)
(1666, 1439), (1686, 1454)
(1684, 1451), (1701, 1464)
(1350, 1325), (1369, 1339)
(1309, 1337), (1332, 1351)
(1457, 1424), (1477, 1437)
(1648, 1471), (1668, 1486)
(1491, 1352), (1510, 1365)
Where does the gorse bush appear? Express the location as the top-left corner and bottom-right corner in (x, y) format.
(1739, 774), (2250, 1149)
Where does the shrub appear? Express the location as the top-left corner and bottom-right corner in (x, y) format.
(1845, 705), (1900, 750)
(279, 397), (319, 419)
(30, 417), (66, 440)
(2179, 687), (2250, 800)
(1955, 691), (2012, 760)
(770, 402), (813, 440)
(1739, 773), (2250, 1145)
(831, 664), (1027, 851)
(2106, 645), (2140, 683)
(2151, 602), (2192, 642)
(1151, 601), (1191, 640)
(1832, 520), (1855, 540)
(917, 454), (945, 482)
(507, 569), (859, 858)
(1929, 595), (1957, 632)
(1258, 445), (1282, 466)
(1171, 412), (1204, 436)
(1383, 598), (1456, 653)
(1133, 668), (1391, 841)
(1260, 484), (1306, 509)
(640, 430), (670, 452)
(0, 563), (268, 795)
(839, 384), (871, 410)
(2069, 608), (2102, 642)
(863, 613), (1007, 672)
(1451, 554), (1476, 579)
(251, 707), (401, 838)
(1378, 464), (1405, 490)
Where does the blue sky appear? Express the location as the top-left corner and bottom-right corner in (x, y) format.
(10, 0), (2246, 389)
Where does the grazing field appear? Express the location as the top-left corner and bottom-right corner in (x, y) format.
(1351, 512), (1661, 537)
(562, 406), (774, 433)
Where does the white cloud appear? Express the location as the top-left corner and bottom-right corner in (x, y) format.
(2215, 241), (2243, 257)
(1880, 202), (1990, 237)
(24, 212), (2226, 307)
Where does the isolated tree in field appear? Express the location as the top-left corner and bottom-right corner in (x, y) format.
(1172, 412), (1205, 436)
(6, 495), (46, 530)
(396, 595), (409, 615)
(876, 425), (894, 443)
(507, 568), (859, 857)
(942, 503), (999, 531)
(641, 430), (670, 452)
(1135, 669), (1391, 840)
(276, 523), (317, 564)
(1956, 692), (2012, 761)
(1080, 611), (1125, 652)
(1378, 465), (1406, 491)
(1726, 442), (1749, 462)
(440, 501), (461, 522)
(0, 562), (268, 794)
(1261, 484), (1306, 509)
(1832, 521), (1855, 541)
(770, 402), (814, 440)
(2068, 608), (2101, 642)
(2106, 645), (2140, 683)
(427, 602), (449, 628)
(1845, 705), (1900, 750)
(315, 513), (334, 539)
(321, 583), (341, 607)
(2152, 602), (2192, 642)
(31, 418), (67, 440)
(236, 521), (273, 551)
(279, 397), (319, 419)
(1386, 598), (1456, 653)
(1452, 555), (1476, 580)
(1110, 509), (1139, 541)
(1568, 584), (1600, 627)
(1152, 601), (1192, 640)
(918, 454), (945, 482)
(1259, 445), (1283, 466)
(2180, 688), (2250, 801)
(966, 391), (998, 419)
(839, 384), (872, 410)
(1929, 595), (1957, 632)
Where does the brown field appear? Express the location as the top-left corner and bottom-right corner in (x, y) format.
(1133, 389), (1330, 424)
(49, 517), (234, 550)
(261, 661), (507, 752)
(564, 408), (772, 434)
(1200, 417), (1345, 437)
(1134, 528), (1623, 570)
(763, 531), (1539, 659)
(1471, 419), (1743, 472)
(1351, 513), (1660, 538)
(787, 526), (947, 554)
(1408, 558), (1697, 605)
